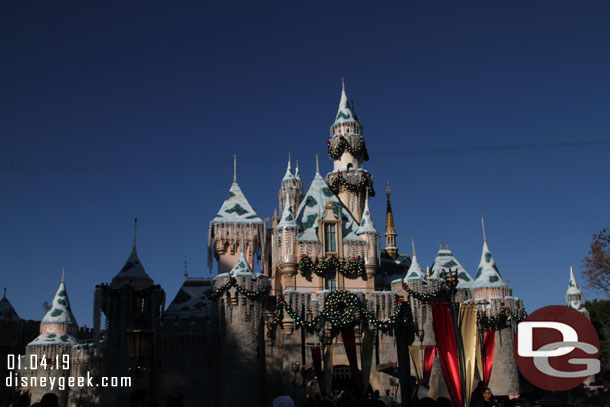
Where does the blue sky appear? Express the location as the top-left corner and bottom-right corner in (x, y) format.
(1, 1), (609, 326)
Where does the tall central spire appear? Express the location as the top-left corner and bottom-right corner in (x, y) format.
(385, 181), (398, 260)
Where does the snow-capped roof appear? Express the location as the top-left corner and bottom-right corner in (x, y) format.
(230, 251), (256, 277)
(473, 241), (506, 288)
(294, 173), (362, 243)
(29, 332), (79, 346)
(164, 279), (213, 318)
(0, 289), (20, 321)
(566, 266), (582, 295)
(356, 195), (377, 235)
(333, 82), (359, 126)
(282, 156), (295, 181)
(277, 191), (297, 230)
(404, 237), (425, 281)
(429, 246), (474, 287)
(41, 275), (77, 325)
(111, 245), (154, 289)
(212, 182), (263, 225)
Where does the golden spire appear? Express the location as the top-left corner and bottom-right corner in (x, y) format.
(385, 180), (398, 260)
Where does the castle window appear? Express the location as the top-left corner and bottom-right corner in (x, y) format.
(325, 272), (336, 291)
(325, 224), (336, 252)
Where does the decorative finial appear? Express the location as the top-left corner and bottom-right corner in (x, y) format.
(439, 241), (443, 250)
(426, 266), (431, 277)
(2, 287), (6, 299)
(315, 154), (319, 175)
(134, 217), (138, 247)
(411, 235), (416, 258)
(184, 256), (188, 278)
(295, 160), (299, 176)
(341, 77), (345, 91)
(386, 180), (391, 195)
(288, 152), (291, 168)
(445, 241), (449, 249)
(233, 154), (237, 184)
(481, 214), (487, 242)
(61, 267), (65, 283)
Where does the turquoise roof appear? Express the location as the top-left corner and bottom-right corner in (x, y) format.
(356, 197), (377, 235)
(404, 254), (426, 281)
(213, 182), (263, 224)
(165, 280), (213, 318)
(41, 278), (77, 325)
(333, 85), (359, 126)
(230, 251), (256, 277)
(473, 241), (506, 288)
(112, 245), (154, 287)
(277, 191), (297, 230)
(429, 247), (474, 287)
(294, 174), (363, 243)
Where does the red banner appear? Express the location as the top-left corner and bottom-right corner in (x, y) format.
(482, 330), (495, 386)
(341, 327), (362, 394)
(311, 346), (325, 395)
(423, 345), (436, 383)
(432, 303), (463, 407)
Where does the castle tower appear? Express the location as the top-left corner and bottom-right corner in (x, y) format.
(384, 182), (398, 261)
(277, 190), (298, 290)
(356, 192), (379, 291)
(25, 270), (79, 405)
(279, 153), (303, 216)
(428, 243), (474, 290)
(93, 220), (165, 405)
(472, 216), (519, 396)
(324, 81), (372, 223)
(208, 156), (266, 275)
(565, 266), (589, 317)
(0, 288), (20, 322)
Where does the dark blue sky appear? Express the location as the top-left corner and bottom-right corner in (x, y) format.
(2, 1), (609, 326)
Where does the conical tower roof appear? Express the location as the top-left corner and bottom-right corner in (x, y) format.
(333, 80), (360, 126)
(111, 244), (154, 289)
(404, 236), (425, 281)
(229, 250), (256, 278)
(356, 193), (377, 235)
(429, 244), (474, 287)
(29, 271), (78, 346)
(473, 217), (506, 288)
(566, 266), (582, 295)
(212, 157), (263, 225)
(277, 190), (297, 230)
(0, 288), (20, 321)
(282, 153), (295, 181)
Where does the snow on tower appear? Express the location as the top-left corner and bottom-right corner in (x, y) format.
(110, 218), (154, 290)
(208, 155), (266, 275)
(565, 266), (589, 316)
(324, 80), (373, 222)
(428, 243), (474, 288)
(404, 235), (426, 281)
(277, 190), (298, 267)
(279, 153), (303, 216)
(356, 191), (379, 289)
(29, 269), (78, 346)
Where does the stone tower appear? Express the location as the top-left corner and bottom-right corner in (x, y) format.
(384, 182), (398, 261)
(279, 153), (303, 216)
(356, 193), (380, 291)
(472, 217), (521, 396)
(324, 81), (372, 223)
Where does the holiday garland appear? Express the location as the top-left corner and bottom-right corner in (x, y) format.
(270, 290), (409, 330)
(327, 136), (369, 161)
(478, 307), (527, 330)
(207, 277), (269, 300)
(402, 283), (447, 303)
(298, 255), (366, 278)
(327, 172), (375, 197)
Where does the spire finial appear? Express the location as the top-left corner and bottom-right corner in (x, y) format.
(288, 152), (291, 167)
(184, 256), (189, 278)
(2, 287), (6, 299)
(411, 234), (417, 258)
(341, 77), (345, 92)
(133, 217), (138, 247)
(315, 154), (319, 175)
(386, 180), (391, 195)
(481, 214), (487, 242)
(445, 241), (449, 249)
(233, 154), (237, 184)
(295, 160), (299, 175)
(61, 267), (65, 283)
(426, 266), (431, 277)
(439, 241), (443, 250)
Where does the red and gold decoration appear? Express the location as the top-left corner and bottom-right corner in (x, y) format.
(298, 255), (366, 278)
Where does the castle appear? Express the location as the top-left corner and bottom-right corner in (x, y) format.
(0, 84), (588, 407)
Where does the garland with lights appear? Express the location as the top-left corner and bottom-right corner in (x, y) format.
(207, 277), (269, 300)
(327, 173), (375, 197)
(327, 136), (369, 161)
(298, 255), (366, 278)
(402, 283), (447, 304)
(270, 290), (410, 331)
(477, 307), (528, 330)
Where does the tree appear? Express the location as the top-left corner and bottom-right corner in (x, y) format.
(583, 228), (610, 297)
(584, 300), (610, 371)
